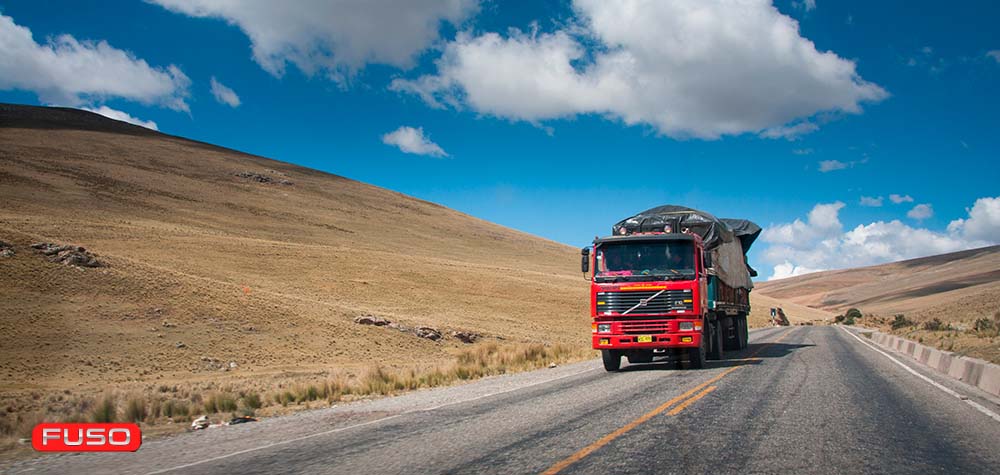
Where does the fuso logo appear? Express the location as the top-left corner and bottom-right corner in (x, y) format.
(32, 423), (142, 452)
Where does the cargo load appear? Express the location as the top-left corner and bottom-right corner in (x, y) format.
(611, 205), (760, 290)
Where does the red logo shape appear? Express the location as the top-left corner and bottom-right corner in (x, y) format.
(32, 423), (142, 452)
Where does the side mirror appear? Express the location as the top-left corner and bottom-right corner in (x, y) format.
(580, 247), (590, 273)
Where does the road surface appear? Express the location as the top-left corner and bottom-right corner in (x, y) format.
(7, 326), (1000, 474)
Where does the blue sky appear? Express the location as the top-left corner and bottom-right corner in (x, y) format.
(1, 0), (998, 280)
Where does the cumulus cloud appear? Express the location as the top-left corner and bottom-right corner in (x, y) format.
(859, 196), (883, 207)
(769, 261), (823, 280)
(210, 77), (241, 107)
(889, 194), (914, 204)
(948, 197), (1000, 242)
(760, 198), (1000, 280)
(381, 126), (448, 157)
(907, 203), (933, 221)
(81, 105), (158, 130)
(0, 14), (190, 111)
(150, 0), (477, 82)
(392, 0), (887, 139)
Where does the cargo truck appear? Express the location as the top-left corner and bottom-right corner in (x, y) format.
(581, 206), (761, 371)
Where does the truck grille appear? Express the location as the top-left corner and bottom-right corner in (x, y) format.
(620, 321), (671, 334)
(596, 289), (694, 315)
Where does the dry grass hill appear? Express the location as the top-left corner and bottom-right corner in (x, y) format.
(755, 246), (1000, 363)
(1, 104), (601, 448)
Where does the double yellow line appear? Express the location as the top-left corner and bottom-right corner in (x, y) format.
(541, 328), (795, 475)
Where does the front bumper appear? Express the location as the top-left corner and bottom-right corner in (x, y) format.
(592, 331), (701, 350)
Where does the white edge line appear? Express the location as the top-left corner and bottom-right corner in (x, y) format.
(838, 326), (1000, 423)
(147, 365), (600, 474)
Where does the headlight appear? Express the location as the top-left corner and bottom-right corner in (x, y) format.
(679, 322), (694, 331)
(597, 323), (611, 333)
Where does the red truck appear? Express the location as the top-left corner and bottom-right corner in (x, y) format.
(581, 206), (760, 371)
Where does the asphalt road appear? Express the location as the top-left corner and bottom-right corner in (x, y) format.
(8, 326), (1000, 474)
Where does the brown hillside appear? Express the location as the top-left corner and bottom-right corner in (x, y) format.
(0, 104), (590, 408)
(755, 246), (1000, 316)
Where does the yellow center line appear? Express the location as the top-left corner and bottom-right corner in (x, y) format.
(666, 386), (717, 416)
(540, 328), (796, 475)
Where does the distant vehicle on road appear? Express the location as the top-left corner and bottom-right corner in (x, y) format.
(582, 205), (761, 371)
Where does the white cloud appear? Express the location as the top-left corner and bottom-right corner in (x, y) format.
(759, 122), (819, 140)
(988, 50), (1000, 63)
(81, 105), (158, 130)
(948, 197), (1000, 242)
(761, 201), (845, 247)
(889, 193), (914, 204)
(770, 261), (822, 280)
(792, 0), (817, 12)
(818, 160), (848, 172)
(392, 0), (887, 139)
(760, 198), (999, 280)
(150, 0), (477, 83)
(210, 77), (241, 107)
(859, 196), (883, 207)
(0, 14), (190, 111)
(381, 126), (448, 157)
(907, 203), (933, 221)
(792, 148), (814, 155)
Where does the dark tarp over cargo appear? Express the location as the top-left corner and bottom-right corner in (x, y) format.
(610, 205), (760, 290)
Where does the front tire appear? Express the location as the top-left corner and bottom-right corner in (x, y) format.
(688, 339), (706, 369)
(602, 349), (622, 372)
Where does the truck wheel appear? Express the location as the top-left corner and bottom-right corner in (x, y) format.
(688, 340), (706, 369)
(706, 321), (724, 360)
(721, 316), (736, 351)
(737, 315), (749, 350)
(602, 350), (622, 372)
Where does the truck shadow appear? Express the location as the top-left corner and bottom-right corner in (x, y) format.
(620, 342), (815, 371)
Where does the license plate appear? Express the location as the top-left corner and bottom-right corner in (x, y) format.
(637, 335), (653, 343)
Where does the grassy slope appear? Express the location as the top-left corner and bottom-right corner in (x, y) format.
(0, 106), (589, 405)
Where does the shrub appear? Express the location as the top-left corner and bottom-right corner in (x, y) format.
(845, 308), (863, 320)
(204, 393), (237, 414)
(974, 318), (995, 332)
(162, 399), (189, 418)
(891, 314), (913, 330)
(834, 315), (845, 324)
(242, 392), (262, 410)
(298, 385), (320, 403)
(92, 395), (117, 423)
(923, 318), (947, 331)
(123, 397), (147, 423)
(360, 366), (396, 395)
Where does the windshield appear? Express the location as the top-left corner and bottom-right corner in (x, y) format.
(595, 240), (695, 281)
